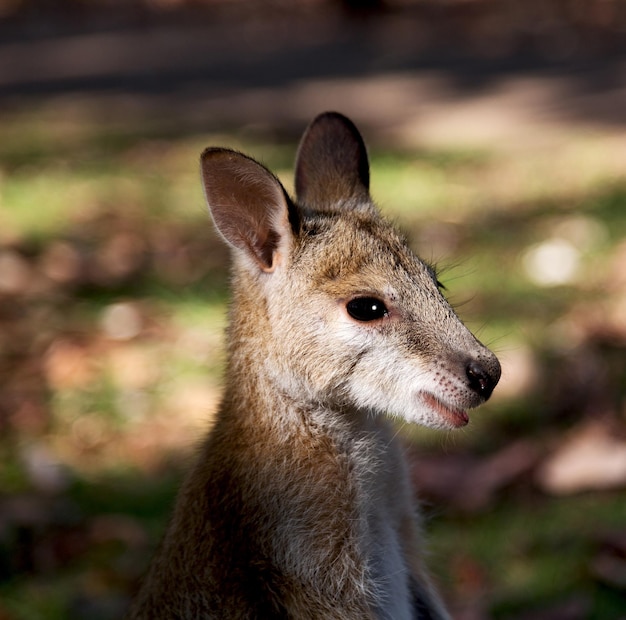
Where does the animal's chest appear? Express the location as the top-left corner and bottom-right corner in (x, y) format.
(366, 507), (413, 620)
(358, 435), (415, 620)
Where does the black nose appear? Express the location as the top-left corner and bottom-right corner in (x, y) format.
(466, 359), (499, 400)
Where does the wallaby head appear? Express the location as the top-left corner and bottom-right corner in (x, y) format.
(201, 112), (500, 431)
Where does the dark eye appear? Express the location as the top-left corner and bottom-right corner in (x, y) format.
(346, 297), (388, 322)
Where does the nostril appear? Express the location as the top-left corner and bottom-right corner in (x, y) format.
(466, 360), (497, 400)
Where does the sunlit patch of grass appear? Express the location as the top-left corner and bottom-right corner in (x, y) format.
(368, 149), (490, 219)
(0, 117), (213, 241)
(0, 166), (195, 241)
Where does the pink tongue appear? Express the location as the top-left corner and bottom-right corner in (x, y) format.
(423, 393), (469, 427)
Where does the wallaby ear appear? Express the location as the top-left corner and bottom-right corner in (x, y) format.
(201, 148), (293, 273)
(295, 111), (370, 210)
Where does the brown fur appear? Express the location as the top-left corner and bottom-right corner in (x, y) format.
(127, 112), (500, 619)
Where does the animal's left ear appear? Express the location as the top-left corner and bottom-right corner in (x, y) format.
(295, 111), (370, 211)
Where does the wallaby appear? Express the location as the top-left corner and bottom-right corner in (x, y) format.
(127, 112), (501, 619)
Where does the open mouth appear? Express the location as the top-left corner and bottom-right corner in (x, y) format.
(419, 392), (469, 428)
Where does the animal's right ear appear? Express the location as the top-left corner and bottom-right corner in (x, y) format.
(200, 148), (294, 273)
(295, 111), (371, 211)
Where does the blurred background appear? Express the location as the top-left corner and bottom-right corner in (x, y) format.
(0, 1), (625, 618)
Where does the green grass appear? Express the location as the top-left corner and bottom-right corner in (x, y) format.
(428, 492), (626, 617)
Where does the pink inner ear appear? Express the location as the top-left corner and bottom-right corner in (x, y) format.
(252, 227), (281, 271)
(200, 148), (291, 272)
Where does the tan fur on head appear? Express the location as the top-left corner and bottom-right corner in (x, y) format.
(127, 112), (500, 619)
